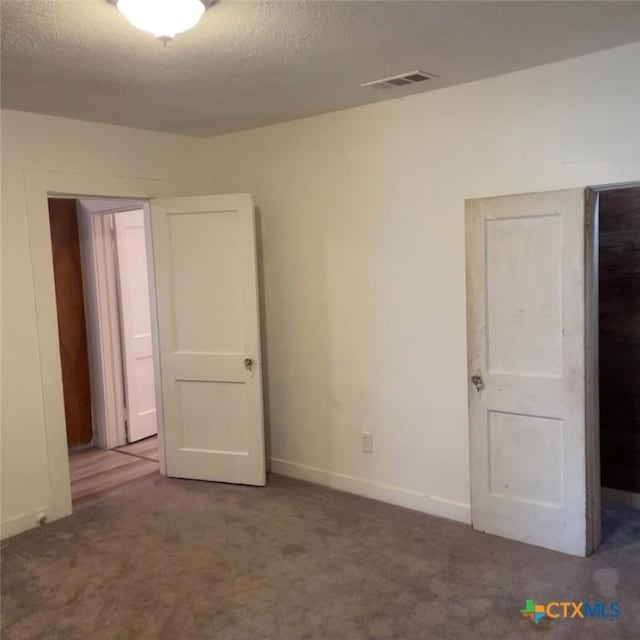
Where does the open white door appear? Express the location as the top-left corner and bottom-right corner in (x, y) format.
(150, 194), (265, 486)
(466, 189), (589, 556)
(114, 209), (158, 443)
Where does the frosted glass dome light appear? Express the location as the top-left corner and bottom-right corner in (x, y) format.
(117, 0), (206, 42)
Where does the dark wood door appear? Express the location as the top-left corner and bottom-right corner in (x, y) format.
(48, 198), (93, 447)
(599, 186), (640, 493)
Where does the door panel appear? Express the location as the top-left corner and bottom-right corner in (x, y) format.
(176, 380), (249, 452)
(48, 198), (93, 447)
(169, 211), (244, 353)
(150, 194), (265, 486)
(466, 189), (587, 556)
(485, 215), (563, 377)
(487, 411), (563, 506)
(114, 209), (158, 442)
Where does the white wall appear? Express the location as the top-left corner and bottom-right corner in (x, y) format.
(0, 110), (205, 537)
(201, 43), (640, 521)
(2, 43), (640, 538)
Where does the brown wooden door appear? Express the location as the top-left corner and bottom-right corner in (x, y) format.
(49, 198), (93, 447)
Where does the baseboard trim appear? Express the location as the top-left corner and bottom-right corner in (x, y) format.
(270, 457), (470, 524)
(1, 507), (49, 540)
(1, 500), (73, 540)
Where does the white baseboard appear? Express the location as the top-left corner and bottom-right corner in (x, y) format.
(1, 463), (470, 540)
(270, 457), (471, 524)
(1, 508), (49, 540)
(1, 502), (72, 540)
(602, 487), (640, 510)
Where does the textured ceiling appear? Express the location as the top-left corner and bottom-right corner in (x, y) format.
(2, 0), (640, 137)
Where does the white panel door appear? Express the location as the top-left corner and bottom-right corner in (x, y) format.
(114, 209), (158, 443)
(466, 189), (588, 556)
(150, 194), (265, 486)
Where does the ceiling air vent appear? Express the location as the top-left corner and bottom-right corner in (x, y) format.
(361, 70), (437, 90)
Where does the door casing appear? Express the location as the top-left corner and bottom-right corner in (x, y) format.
(77, 200), (148, 450)
(15, 169), (171, 538)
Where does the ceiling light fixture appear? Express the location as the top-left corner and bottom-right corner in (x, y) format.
(115, 0), (207, 44)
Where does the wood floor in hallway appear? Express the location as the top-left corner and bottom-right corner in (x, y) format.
(69, 436), (159, 506)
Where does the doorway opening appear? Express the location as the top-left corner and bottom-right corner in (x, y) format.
(587, 182), (640, 549)
(48, 196), (161, 507)
(27, 181), (264, 536)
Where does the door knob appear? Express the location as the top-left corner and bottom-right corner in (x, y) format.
(244, 358), (254, 372)
(471, 372), (484, 392)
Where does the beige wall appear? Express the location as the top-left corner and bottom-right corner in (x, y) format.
(201, 43), (640, 520)
(2, 42), (640, 537)
(0, 110), (205, 536)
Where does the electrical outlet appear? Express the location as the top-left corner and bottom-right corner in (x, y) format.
(361, 432), (373, 454)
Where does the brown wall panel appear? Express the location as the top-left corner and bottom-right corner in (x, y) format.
(48, 198), (93, 447)
(599, 187), (640, 492)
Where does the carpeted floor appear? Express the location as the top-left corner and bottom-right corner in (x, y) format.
(1, 474), (639, 640)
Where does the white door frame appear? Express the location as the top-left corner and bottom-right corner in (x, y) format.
(24, 170), (170, 527)
(584, 180), (640, 553)
(77, 200), (150, 450)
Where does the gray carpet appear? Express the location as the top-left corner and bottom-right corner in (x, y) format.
(1, 474), (639, 640)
